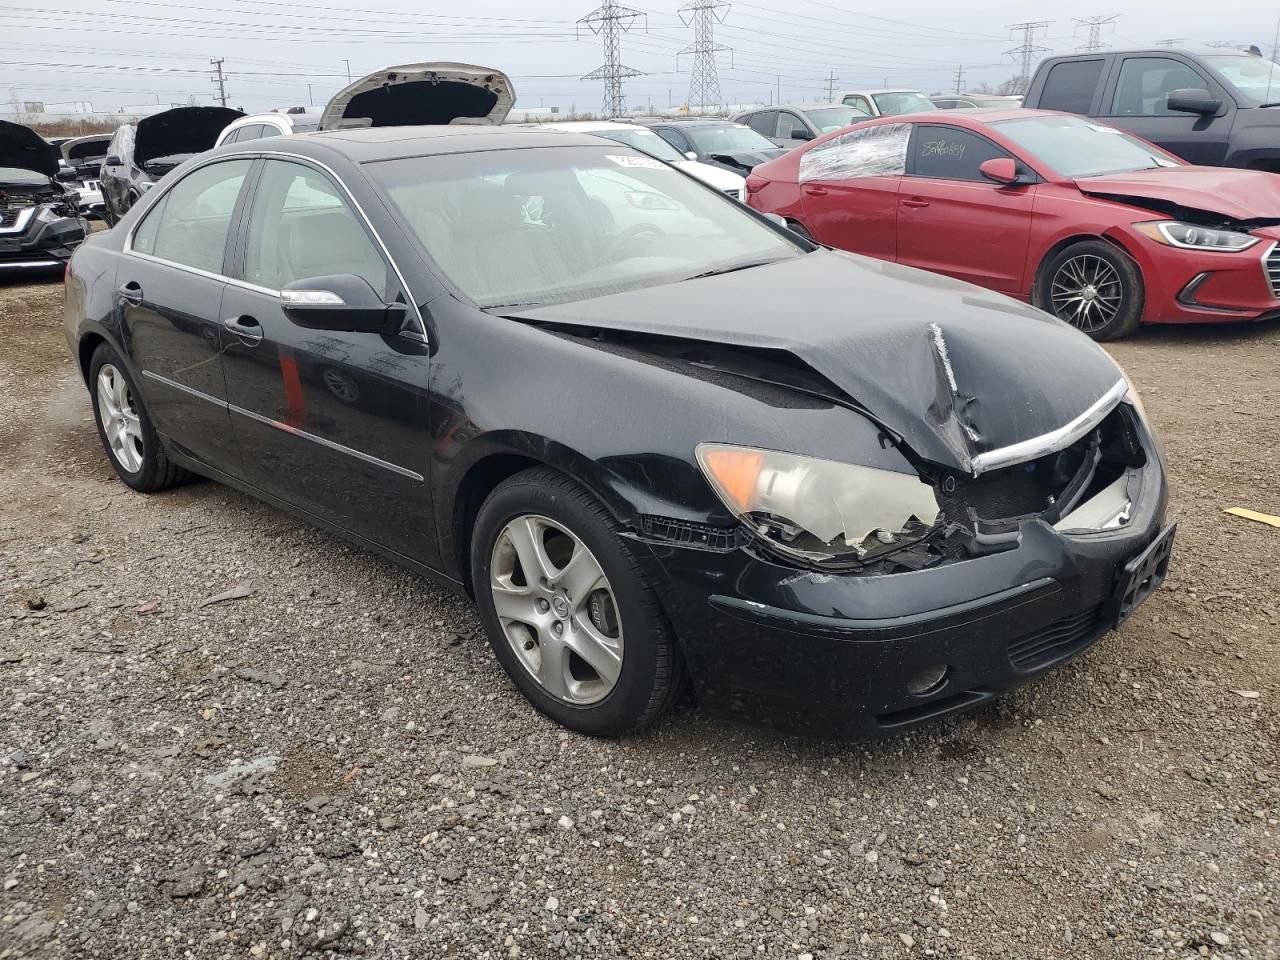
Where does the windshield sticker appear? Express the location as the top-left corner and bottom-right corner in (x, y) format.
(606, 154), (666, 169)
(1086, 124), (1123, 134)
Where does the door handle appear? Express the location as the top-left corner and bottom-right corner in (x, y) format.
(118, 281), (143, 306)
(901, 197), (930, 208)
(223, 315), (263, 345)
(802, 184), (829, 196)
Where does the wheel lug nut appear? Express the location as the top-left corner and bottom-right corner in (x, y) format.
(522, 639), (535, 651)
(536, 598), (550, 613)
(552, 622), (563, 636)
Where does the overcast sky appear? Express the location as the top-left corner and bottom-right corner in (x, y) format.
(6, 0), (1280, 114)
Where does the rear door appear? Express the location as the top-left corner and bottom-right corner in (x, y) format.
(796, 122), (910, 261)
(220, 157), (437, 564)
(1100, 54), (1235, 165)
(118, 158), (253, 468)
(895, 124), (1036, 296)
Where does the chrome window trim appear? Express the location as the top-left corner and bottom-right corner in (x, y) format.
(122, 150), (427, 338)
(969, 377), (1127, 476)
(140, 370), (425, 482)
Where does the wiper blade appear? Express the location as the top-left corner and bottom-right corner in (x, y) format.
(1259, 101), (1280, 108)
(683, 258), (783, 282)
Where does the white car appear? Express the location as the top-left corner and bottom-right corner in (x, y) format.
(214, 110), (321, 148)
(833, 88), (938, 118)
(536, 121), (747, 200)
(59, 134), (111, 218)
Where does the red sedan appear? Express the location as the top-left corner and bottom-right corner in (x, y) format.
(746, 109), (1280, 339)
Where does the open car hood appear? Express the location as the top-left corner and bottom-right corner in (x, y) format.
(0, 120), (59, 178)
(62, 134), (111, 164)
(318, 63), (515, 131)
(511, 250), (1125, 475)
(1076, 166), (1280, 221)
(135, 106), (244, 168)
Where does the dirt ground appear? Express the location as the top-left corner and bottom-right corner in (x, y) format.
(1, 270), (1277, 960)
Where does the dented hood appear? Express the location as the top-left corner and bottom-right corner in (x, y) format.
(0, 120), (59, 178)
(1076, 165), (1280, 220)
(135, 106), (244, 167)
(511, 250), (1124, 474)
(318, 63), (514, 131)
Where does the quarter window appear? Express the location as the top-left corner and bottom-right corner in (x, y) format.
(908, 126), (1009, 182)
(131, 159), (251, 273)
(798, 123), (910, 182)
(241, 159), (388, 294)
(1111, 57), (1212, 116)
(1038, 59), (1104, 114)
(745, 111), (776, 137)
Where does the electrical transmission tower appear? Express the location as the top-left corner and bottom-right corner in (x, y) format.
(210, 58), (228, 107)
(1006, 21), (1050, 92)
(1075, 15), (1118, 53)
(1157, 38), (1185, 47)
(578, 0), (646, 117)
(678, 0), (731, 112)
(952, 65), (965, 94)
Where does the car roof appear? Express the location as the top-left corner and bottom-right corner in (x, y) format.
(840, 88), (922, 95)
(1046, 46), (1236, 58)
(633, 117), (743, 127)
(776, 102), (852, 111)
(881, 108), (1049, 125)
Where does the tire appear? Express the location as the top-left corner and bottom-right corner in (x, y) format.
(88, 342), (188, 492)
(786, 220), (815, 243)
(1035, 239), (1144, 341)
(470, 467), (685, 736)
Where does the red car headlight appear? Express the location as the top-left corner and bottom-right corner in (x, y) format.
(1134, 221), (1260, 252)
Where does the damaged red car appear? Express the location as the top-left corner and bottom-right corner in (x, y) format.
(747, 110), (1280, 339)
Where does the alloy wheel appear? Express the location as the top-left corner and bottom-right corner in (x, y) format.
(96, 364), (144, 473)
(1050, 254), (1123, 334)
(489, 514), (623, 705)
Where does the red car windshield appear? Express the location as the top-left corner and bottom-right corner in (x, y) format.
(993, 114), (1181, 178)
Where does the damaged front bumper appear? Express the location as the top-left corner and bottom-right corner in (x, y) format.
(0, 209), (86, 270)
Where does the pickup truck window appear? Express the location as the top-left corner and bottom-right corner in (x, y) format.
(1111, 58), (1209, 116)
(1039, 60), (1104, 114)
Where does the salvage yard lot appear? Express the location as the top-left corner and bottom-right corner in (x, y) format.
(1, 275), (1277, 958)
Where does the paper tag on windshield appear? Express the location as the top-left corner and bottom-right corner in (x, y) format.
(606, 154), (666, 169)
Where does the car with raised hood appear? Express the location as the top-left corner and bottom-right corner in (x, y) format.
(732, 103), (870, 150)
(100, 106), (244, 225)
(633, 118), (786, 175)
(746, 109), (1280, 340)
(214, 109), (322, 148)
(1, 120), (88, 272)
(58, 134), (111, 218)
(63, 120), (1172, 738)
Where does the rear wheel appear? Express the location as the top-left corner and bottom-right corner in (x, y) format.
(1035, 240), (1144, 341)
(88, 342), (188, 492)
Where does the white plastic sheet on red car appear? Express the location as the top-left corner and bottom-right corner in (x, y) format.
(799, 123), (911, 183)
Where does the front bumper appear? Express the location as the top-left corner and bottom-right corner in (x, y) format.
(0, 212), (86, 271)
(643, 459), (1169, 738)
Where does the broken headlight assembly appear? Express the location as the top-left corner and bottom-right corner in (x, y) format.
(1134, 221), (1259, 252)
(35, 203), (75, 224)
(695, 443), (940, 566)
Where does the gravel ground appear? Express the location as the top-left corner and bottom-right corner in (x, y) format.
(1, 272), (1278, 960)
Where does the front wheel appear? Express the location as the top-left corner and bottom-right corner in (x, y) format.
(470, 468), (685, 736)
(1035, 240), (1144, 340)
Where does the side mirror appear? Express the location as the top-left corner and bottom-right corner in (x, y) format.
(55, 168), (79, 183)
(761, 212), (787, 228)
(684, 151), (698, 161)
(789, 128), (814, 142)
(979, 157), (1021, 185)
(280, 274), (406, 335)
(103, 155), (123, 167)
(1167, 88), (1221, 116)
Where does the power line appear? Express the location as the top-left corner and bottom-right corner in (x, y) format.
(1005, 20), (1050, 91)
(678, 0), (731, 110)
(578, 0), (647, 117)
(210, 57), (227, 106)
(1075, 15), (1118, 53)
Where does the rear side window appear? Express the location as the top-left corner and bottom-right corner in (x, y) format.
(799, 123), (909, 182)
(908, 126), (1008, 181)
(131, 159), (251, 273)
(745, 111), (775, 137)
(1038, 59), (1104, 114)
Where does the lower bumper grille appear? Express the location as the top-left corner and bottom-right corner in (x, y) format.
(1007, 605), (1104, 671)
(1266, 243), (1280, 299)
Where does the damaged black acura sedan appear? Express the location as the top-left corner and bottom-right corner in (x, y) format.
(1, 120), (88, 272)
(63, 121), (1173, 737)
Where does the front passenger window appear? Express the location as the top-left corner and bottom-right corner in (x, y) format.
(241, 159), (388, 295)
(131, 159), (252, 273)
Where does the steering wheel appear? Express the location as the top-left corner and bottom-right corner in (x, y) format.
(605, 222), (664, 260)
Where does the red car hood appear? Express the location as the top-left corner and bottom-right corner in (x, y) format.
(1075, 166), (1280, 221)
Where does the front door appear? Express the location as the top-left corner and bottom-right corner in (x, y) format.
(220, 158), (437, 565)
(896, 124), (1036, 296)
(118, 157), (253, 469)
(1101, 55), (1235, 166)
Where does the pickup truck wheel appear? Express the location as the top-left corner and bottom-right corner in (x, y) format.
(1035, 240), (1144, 341)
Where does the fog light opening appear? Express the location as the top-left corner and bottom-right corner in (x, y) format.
(906, 663), (950, 698)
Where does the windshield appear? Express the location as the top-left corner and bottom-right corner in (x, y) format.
(371, 145), (801, 309)
(684, 124), (777, 154)
(1204, 54), (1280, 103)
(994, 114), (1181, 177)
(0, 166), (49, 185)
(802, 107), (865, 133)
(871, 92), (937, 116)
(591, 127), (686, 163)
(288, 117), (321, 133)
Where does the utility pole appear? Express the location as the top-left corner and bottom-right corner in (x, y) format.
(824, 71), (839, 100)
(577, 0), (646, 117)
(343, 59), (352, 83)
(952, 65), (965, 94)
(210, 57), (228, 107)
(678, 0), (731, 113)
(1075, 15), (1119, 53)
(776, 74), (781, 105)
(307, 83), (314, 107)
(1005, 21), (1050, 93)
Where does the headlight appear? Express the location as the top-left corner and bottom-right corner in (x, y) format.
(1134, 220), (1258, 252)
(695, 443), (940, 565)
(35, 204), (66, 224)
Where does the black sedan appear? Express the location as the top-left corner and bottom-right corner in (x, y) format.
(64, 125), (1172, 737)
(633, 118), (786, 175)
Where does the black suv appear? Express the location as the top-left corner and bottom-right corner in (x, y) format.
(1024, 47), (1280, 170)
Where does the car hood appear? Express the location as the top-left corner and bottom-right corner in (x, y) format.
(706, 148), (787, 169)
(135, 106), (244, 168)
(1075, 165), (1280, 220)
(61, 134), (111, 164)
(0, 120), (59, 178)
(511, 250), (1124, 474)
(318, 62), (515, 131)
(674, 159), (745, 191)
